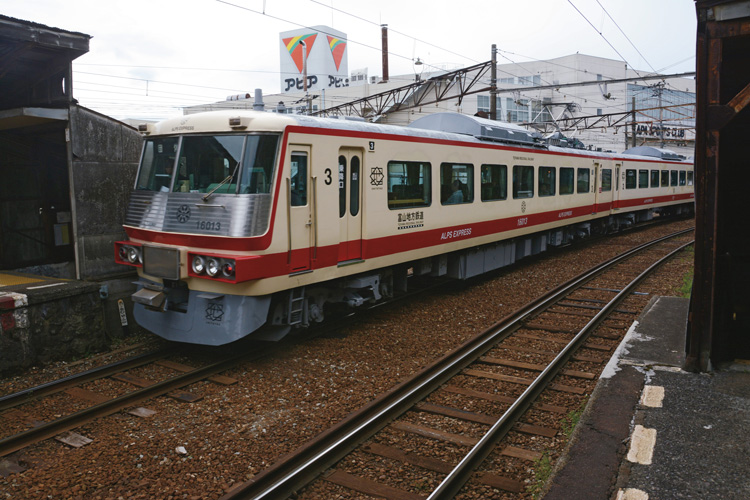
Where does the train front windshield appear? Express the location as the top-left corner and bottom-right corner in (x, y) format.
(135, 134), (279, 195)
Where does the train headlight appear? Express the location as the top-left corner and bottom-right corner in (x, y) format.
(221, 260), (235, 278)
(192, 255), (206, 274)
(127, 247), (142, 264)
(206, 258), (220, 277)
(118, 245), (129, 261)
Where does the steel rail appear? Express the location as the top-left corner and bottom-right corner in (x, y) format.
(0, 349), (168, 412)
(0, 349), (268, 458)
(221, 228), (693, 500)
(428, 239), (695, 499)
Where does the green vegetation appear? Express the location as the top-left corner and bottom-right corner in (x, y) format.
(527, 452), (553, 499)
(676, 245), (694, 298)
(561, 398), (587, 438)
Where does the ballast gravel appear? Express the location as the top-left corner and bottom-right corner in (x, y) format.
(0, 220), (694, 500)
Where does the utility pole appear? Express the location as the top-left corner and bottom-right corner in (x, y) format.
(300, 40), (310, 114)
(651, 82), (665, 147)
(490, 44), (497, 121)
(631, 96), (637, 148)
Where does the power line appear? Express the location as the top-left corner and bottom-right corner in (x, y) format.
(566, 0), (649, 84)
(594, 0), (657, 73)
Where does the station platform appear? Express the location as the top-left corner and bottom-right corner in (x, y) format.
(0, 271), (136, 374)
(544, 296), (750, 500)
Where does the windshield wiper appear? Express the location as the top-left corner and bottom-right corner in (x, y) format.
(203, 161), (242, 202)
(203, 175), (233, 202)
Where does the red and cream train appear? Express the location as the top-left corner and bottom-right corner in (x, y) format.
(115, 111), (694, 345)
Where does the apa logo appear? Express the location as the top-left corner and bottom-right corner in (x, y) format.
(283, 34), (318, 73)
(327, 36), (347, 70)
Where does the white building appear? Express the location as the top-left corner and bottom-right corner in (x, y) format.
(185, 40), (695, 156)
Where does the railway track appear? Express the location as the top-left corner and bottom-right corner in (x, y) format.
(0, 344), (274, 458)
(219, 228), (694, 500)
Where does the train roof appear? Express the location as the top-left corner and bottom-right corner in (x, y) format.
(148, 111), (692, 164)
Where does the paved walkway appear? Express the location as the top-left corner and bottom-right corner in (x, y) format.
(544, 297), (750, 500)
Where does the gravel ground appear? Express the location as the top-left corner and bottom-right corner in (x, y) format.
(0, 220), (694, 500)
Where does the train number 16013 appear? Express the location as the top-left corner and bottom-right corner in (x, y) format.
(196, 220), (221, 231)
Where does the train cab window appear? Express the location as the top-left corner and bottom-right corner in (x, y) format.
(650, 170), (660, 188)
(577, 168), (590, 194)
(387, 161), (431, 209)
(338, 155), (347, 217)
(679, 171), (686, 186)
(480, 164), (507, 201)
(661, 170), (669, 187)
(513, 165), (534, 199)
(539, 167), (556, 197)
(638, 169), (649, 188)
(239, 135), (279, 194)
(670, 170), (678, 186)
(601, 169), (612, 192)
(626, 169), (637, 189)
(441, 163), (474, 205)
(560, 167), (574, 195)
(290, 153), (308, 206)
(174, 135), (245, 194)
(136, 136), (179, 191)
(687, 171), (694, 186)
(350, 156), (361, 216)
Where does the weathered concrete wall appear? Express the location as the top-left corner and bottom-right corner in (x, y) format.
(69, 105), (142, 280)
(0, 283), (108, 375)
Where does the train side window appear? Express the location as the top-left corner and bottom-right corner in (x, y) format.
(625, 169), (637, 189)
(290, 152), (308, 206)
(638, 169), (649, 188)
(350, 156), (360, 216)
(387, 161), (431, 209)
(480, 164), (507, 201)
(513, 165), (534, 199)
(441, 162), (474, 205)
(576, 168), (590, 193)
(679, 171), (686, 186)
(338, 155), (347, 217)
(661, 170), (669, 187)
(601, 169), (612, 192)
(687, 171), (694, 186)
(670, 170), (678, 186)
(560, 167), (574, 195)
(539, 166), (556, 197)
(650, 170), (660, 188)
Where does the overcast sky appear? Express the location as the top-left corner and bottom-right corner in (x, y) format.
(4, 0), (697, 120)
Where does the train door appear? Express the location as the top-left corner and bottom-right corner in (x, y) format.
(594, 162), (614, 213)
(613, 163), (622, 210)
(337, 148), (364, 262)
(288, 147), (313, 272)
